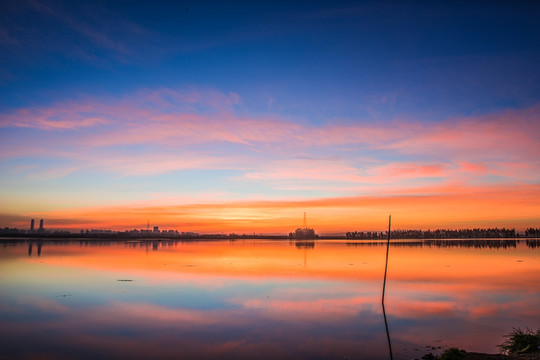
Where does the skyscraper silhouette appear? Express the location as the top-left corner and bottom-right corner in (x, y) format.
(30, 219), (35, 232)
(39, 219), (44, 232)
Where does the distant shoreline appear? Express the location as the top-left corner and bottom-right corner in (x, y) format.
(2, 226), (538, 241)
(1, 233), (539, 242)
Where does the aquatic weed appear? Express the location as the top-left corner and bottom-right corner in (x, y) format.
(498, 327), (540, 354)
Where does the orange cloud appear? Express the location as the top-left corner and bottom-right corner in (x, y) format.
(16, 182), (539, 233)
(458, 161), (489, 174)
(374, 162), (447, 178)
(1, 88), (539, 231)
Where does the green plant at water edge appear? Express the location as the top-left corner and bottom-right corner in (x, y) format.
(440, 347), (467, 360)
(498, 327), (540, 354)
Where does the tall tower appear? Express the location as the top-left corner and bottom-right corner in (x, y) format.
(39, 219), (44, 231)
(30, 219), (35, 232)
(303, 212), (307, 229)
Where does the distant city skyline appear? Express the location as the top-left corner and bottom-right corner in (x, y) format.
(1, 217), (537, 237)
(1, 1), (539, 233)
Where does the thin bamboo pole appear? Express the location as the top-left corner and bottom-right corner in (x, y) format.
(382, 214), (391, 303)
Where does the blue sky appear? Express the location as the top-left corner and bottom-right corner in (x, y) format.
(2, 1), (538, 115)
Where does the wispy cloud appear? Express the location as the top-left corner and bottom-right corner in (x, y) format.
(0, 110), (109, 130)
(2, 88), (539, 151)
(1, 88), (539, 185)
(7, 0), (175, 64)
(17, 182), (540, 233)
(1, 87), (539, 230)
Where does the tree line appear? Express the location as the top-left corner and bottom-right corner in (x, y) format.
(345, 227), (540, 239)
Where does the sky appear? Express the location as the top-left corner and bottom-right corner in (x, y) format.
(1, 0), (539, 234)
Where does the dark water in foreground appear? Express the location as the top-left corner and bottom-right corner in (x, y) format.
(0, 238), (539, 360)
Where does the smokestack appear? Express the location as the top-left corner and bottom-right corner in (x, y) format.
(30, 219), (35, 232)
(39, 219), (44, 231)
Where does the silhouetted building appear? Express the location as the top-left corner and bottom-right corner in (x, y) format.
(39, 219), (44, 232)
(289, 227), (317, 240)
(153, 226), (159, 233)
(288, 213), (318, 239)
(30, 219), (35, 232)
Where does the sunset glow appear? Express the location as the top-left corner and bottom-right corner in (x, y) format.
(2, 3), (540, 359)
(1, 1), (539, 233)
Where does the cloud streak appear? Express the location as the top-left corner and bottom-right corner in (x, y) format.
(1, 87), (539, 230)
(2, 88), (539, 165)
(3, 89), (539, 153)
(15, 182), (539, 233)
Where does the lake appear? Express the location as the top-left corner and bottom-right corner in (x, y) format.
(0, 238), (539, 359)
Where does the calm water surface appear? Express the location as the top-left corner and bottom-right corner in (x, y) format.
(0, 238), (539, 360)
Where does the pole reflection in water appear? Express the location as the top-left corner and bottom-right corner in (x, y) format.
(382, 301), (393, 360)
(381, 215), (393, 360)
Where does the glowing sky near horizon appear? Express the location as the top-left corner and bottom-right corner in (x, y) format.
(1, 1), (539, 233)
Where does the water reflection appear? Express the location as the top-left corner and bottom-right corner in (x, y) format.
(527, 239), (540, 248)
(294, 241), (315, 249)
(346, 239), (535, 249)
(4, 238), (540, 253)
(26, 240), (42, 257)
(382, 301), (393, 360)
(294, 241), (315, 268)
(0, 238), (539, 360)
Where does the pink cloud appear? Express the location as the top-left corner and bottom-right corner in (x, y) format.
(381, 105), (540, 160)
(243, 158), (366, 182)
(0, 107), (109, 130)
(242, 160), (450, 186)
(1, 88), (539, 188)
(458, 161), (489, 174)
(3, 89), (539, 160)
(374, 162), (447, 178)
(87, 152), (248, 176)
